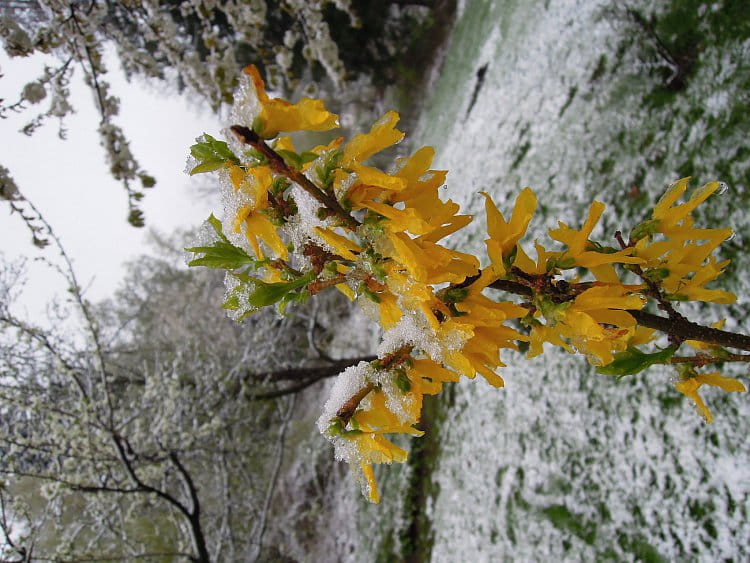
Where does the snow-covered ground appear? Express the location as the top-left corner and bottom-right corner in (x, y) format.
(404, 0), (750, 560)
(242, 1), (750, 560)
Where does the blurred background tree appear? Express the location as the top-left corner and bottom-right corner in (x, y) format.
(0, 0), (446, 230)
(0, 226), (374, 560)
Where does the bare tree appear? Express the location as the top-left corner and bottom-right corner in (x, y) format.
(0, 220), (371, 560)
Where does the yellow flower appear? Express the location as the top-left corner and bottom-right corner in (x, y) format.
(513, 241), (561, 276)
(454, 269), (528, 326)
(314, 227), (362, 260)
(243, 65), (339, 138)
(407, 358), (460, 395)
(388, 231), (479, 285)
(674, 372), (746, 423)
(653, 178), (721, 233)
(532, 285), (645, 365)
(456, 324), (525, 387)
(663, 256), (736, 304)
(628, 325), (657, 347)
(234, 206), (288, 260)
(361, 461), (380, 503)
(632, 218), (735, 304)
(527, 323), (574, 358)
(377, 291), (403, 329)
(389, 147), (471, 243)
(342, 111), (404, 166)
(393, 147), (447, 201)
(228, 164), (273, 209)
(382, 266), (448, 332)
(364, 202), (432, 236)
(438, 273), (527, 387)
(347, 391), (425, 503)
(484, 188), (537, 276)
(342, 144), (472, 244)
(273, 135), (296, 152)
(548, 201), (642, 268)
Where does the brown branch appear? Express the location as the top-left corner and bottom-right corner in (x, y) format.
(488, 278), (532, 296)
(69, 3), (108, 124)
(670, 353), (750, 367)
(336, 346), (414, 425)
(230, 125), (359, 230)
(488, 277), (750, 352)
(627, 310), (750, 352)
(170, 452), (210, 563)
(248, 356), (377, 400)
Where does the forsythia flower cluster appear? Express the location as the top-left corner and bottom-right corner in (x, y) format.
(187, 66), (746, 503)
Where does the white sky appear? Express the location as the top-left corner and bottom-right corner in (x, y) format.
(1, 49), (223, 321)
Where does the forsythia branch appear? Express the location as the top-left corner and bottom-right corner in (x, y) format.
(186, 65), (749, 504)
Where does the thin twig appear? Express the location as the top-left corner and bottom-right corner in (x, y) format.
(670, 353), (750, 367)
(336, 346), (414, 425)
(230, 125), (359, 230)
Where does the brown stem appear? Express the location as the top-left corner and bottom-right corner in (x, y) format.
(308, 274), (348, 295)
(230, 125), (359, 230)
(670, 353), (750, 367)
(336, 384), (376, 424)
(627, 310), (750, 352)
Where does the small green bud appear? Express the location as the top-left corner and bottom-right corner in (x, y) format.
(537, 298), (572, 325)
(395, 369), (411, 393)
(327, 418), (344, 437)
(358, 283), (382, 303)
(441, 287), (469, 304)
(630, 219), (660, 241)
(643, 267), (670, 282)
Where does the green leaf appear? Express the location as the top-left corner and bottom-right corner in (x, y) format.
(630, 219), (660, 242)
(139, 173), (156, 188)
(299, 151), (319, 165)
(441, 287), (469, 304)
(244, 147), (268, 164)
(189, 133), (240, 175)
(315, 150), (341, 189)
(395, 369), (411, 393)
(244, 273), (314, 309)
(190, 160), (227, 175)
(597, 345), (678, 377)
(271, 176), (290, 195)
(276, 149), (302, 170)
(357, 283), (381, 303)
(222, 294), (240, 310)
(186, 214), (256, 269)
(503, 245), (518, 271)
(643, 267), (670, 282)
(279, 289), (310, 314)
(207, 214), (229, 243)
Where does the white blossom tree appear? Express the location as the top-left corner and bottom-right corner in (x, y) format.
(0, 0), (435, 233)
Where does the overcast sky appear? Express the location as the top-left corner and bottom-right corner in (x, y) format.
(1, 49), (223, 321)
